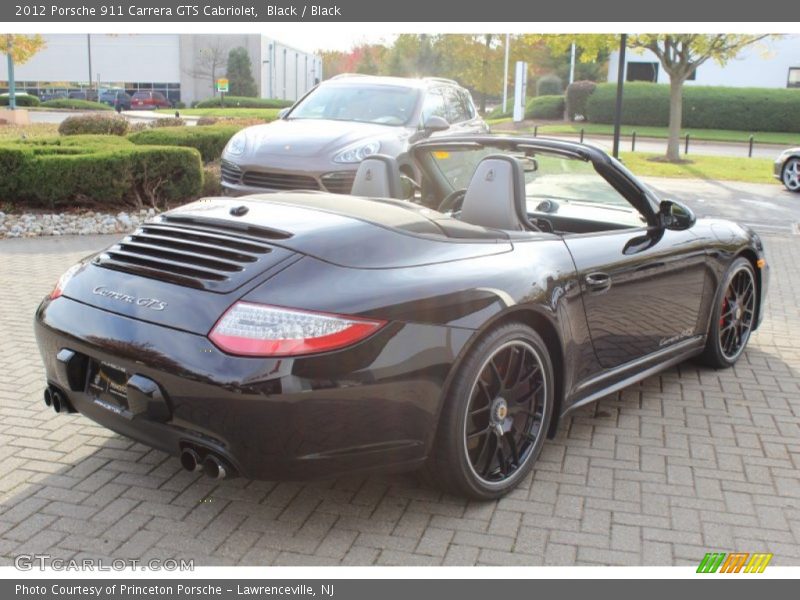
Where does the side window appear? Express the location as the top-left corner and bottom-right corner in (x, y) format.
(442, 87), (469, 123)
(460, 90), (476, 120)
(421, 88), (447, 123)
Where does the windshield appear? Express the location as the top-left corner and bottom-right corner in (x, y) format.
(288, 84), (420, 126)
(425, 144), (646, 228)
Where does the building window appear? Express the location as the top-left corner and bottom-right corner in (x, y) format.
(789, 68), (800, 88)
(626, 62), (659, 82)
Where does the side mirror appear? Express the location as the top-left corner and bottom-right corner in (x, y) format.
(277, 108), (290, 119)
(422, 115), (450, 135)
(659, 200), (696, 231)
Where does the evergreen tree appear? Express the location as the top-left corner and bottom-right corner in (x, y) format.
(226, 47), (258, 97)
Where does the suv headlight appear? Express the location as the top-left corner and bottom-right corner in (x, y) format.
(333, 141), (380, 164)
(225, 131), (248, 156)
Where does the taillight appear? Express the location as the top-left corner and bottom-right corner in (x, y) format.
(209, 302), (386, 357)
(50, 264), (82, 300)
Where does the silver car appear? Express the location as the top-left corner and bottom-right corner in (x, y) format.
(220, 75), (488, 196)
(775, 147), (800, 192)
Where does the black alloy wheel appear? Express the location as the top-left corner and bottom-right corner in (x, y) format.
(699, 257), (757, 368)
(427, 323), (553, 500)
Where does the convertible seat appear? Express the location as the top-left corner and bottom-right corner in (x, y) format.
(351, 154), (404, 199)
(459, 155), (528, 230)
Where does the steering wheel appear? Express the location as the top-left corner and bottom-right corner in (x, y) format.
(437, 189), (467, 213)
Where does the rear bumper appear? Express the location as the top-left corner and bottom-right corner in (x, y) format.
(34, 296), (467, 480)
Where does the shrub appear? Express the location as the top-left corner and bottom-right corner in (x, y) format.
(0, 94), (41, 107)
(40, 98), (112, 111)
(536, 74), (564, 97)
(194, 95), (293, 109)
(128, 125), (241, 162)
(59, 113), (130, 136)
(525, 95), (565, 120)
(0, 136), (202, 209)
(195, 116), (268, 127)
(585, 83), (800, 133)
(202, 162), (223, 196)
(174, 101), (186, 109)
(565, 80), (597, 120)
(151, 117), (186, 128)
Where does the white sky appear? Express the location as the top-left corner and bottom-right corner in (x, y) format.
(286, 33), (399, 54)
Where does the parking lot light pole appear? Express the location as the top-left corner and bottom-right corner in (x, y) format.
(502, 33), (510, 113)
(612, 34), (627, 159)
(87, 34), (93, 92)
(6, 51), (15, 110)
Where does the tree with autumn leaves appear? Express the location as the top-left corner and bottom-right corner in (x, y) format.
(2, 34), (46, 108)
(533, 34), (771, 161)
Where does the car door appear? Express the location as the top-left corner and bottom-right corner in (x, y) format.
(534, 157), (709, 369)
(564, 228), (708, 369)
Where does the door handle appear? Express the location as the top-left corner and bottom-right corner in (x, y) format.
(585, 272), (612, 292)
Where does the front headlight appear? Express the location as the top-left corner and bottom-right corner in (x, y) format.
(225, 131), (248, 156)
(333, 141), (380, 164)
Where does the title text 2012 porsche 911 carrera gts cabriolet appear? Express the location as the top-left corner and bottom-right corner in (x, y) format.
(34, 136), (768, 499)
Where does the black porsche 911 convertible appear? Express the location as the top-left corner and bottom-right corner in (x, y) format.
(34, 135), (768, 499)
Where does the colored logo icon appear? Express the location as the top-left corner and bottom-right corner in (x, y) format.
(697, 552), (773, 573)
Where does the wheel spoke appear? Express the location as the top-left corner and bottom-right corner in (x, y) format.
(466, 426), (491, 440)
(463, 339), (549, 484)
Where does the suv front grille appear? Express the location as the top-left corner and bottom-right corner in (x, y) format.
(220, 160), (243, 184)
(321, 171), (357, 194)
(93, 219), (287, 292)
(241, 170), (320, 191)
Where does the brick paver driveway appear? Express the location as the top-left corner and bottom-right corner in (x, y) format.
(1, 232), (798, 567)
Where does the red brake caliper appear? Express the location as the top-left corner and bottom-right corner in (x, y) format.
(719, 297), (728, 327)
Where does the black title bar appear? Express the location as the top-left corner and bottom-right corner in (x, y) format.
(1, 0), (790, 22)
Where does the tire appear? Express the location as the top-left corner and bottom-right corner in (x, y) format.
(782, 157), (800, 193)
(698, 257), (757, 369)
(427, 322), (554, 500)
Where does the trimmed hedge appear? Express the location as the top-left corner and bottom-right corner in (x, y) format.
(194, 96), (293, 109)
(585, 83), (800, 133)
(40, 98), (112, 111)
(565, 80), (597, 120)
(0, 135), (202, 209)
(0, 94), (41, 107)
(128, 125), (241, 162)
(59, 113), (130, 136)
(536, 74), (563, 97)
(525, 95), (565, 120)
(151, 117), (186, 128)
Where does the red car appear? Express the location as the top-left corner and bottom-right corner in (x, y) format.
(130, 91), (172, 110)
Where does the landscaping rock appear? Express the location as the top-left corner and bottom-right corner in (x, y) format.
(0, 208), (158, 240)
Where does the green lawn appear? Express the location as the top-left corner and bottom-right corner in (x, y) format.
(491, 120), (800, 146)
(619, 152), (778, 185)
(158, 107), (281, 120)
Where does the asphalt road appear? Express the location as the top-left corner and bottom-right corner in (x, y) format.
(641, 177), (799, 236)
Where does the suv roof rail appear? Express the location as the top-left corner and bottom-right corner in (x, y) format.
(423, 77), (460, 86)
(330, 73), (369, 80)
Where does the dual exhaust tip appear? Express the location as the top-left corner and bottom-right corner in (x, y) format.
(180, 447), (235, 480)
(43, 385), (74, 414)
(43, 385), (234, 480)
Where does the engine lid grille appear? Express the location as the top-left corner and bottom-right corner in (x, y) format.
(93, 218), (291, 292)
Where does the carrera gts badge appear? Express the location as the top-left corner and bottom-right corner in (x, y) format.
(92, 286), (167, 311)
